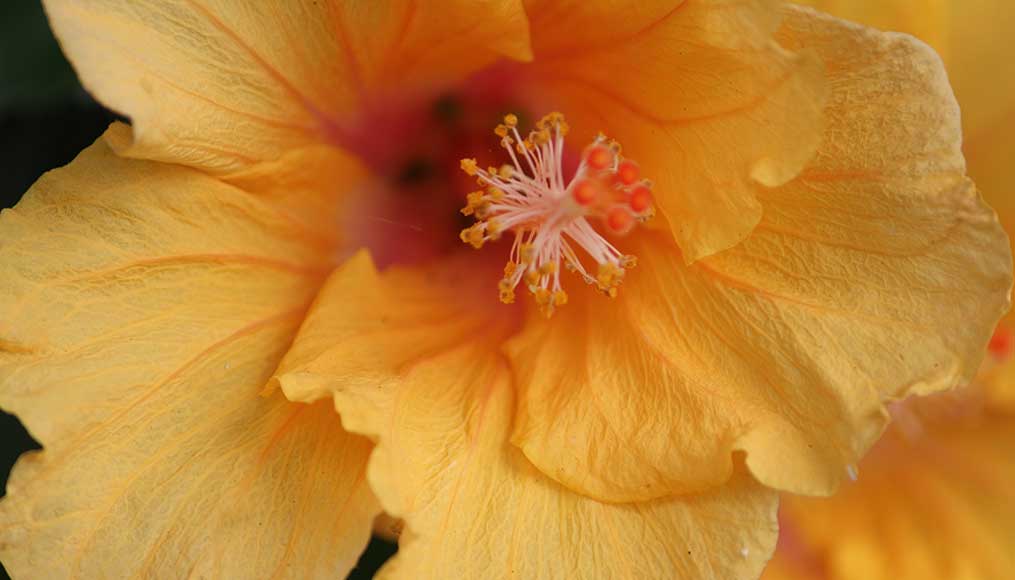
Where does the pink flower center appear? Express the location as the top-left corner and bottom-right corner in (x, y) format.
(334, 75), (529, 268)
(458, 113), (654, 316)
(333, 77), (655, 317)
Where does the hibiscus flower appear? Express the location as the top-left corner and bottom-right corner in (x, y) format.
(0, 2), (1010, 579)
(765, 324), (1015, 580)
(767, 1), (1015, 578)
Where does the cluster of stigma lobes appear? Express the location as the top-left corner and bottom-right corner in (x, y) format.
(459, 112), (655, 317)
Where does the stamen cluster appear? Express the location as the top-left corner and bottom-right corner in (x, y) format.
(460, 113), (654, 316)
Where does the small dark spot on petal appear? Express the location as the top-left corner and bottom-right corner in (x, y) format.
(396, 157), (435, 187)
(433, 93), (464, 124)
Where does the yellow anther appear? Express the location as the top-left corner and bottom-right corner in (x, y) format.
(459, 224), (486, 249)
(531, 129), (551, 146)
(486, 219), (504, 240)
(534, 287), (566, 318)
(498, 278), (516, 304)
(499, 287), (516, 304)
(596, 262), (624, 290)
(460, 158), (479, 176)
(461, 190), (489, 217)
(552, 290), (569, 306)
(519, 243), (536, 263)
(534, 287), (551, 305)
(537, 112), (566, 131)
(461, 111), (648, 316)
(524, 269), (540, 286)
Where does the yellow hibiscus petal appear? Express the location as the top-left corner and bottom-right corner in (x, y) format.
(214, 144), (367, 249)
(795, 0), (949, 56)
(800, 0), (1015, 138)
(798, 1), (1015, 258)
(284, 310), (780, 580)
(271, 247), (778, 579)
(43, 0), (532, 173)
(525, 0), (827, 262)
(507, 6), (1012, 503)
(1, 398), (378, 579)
(766, 393), (1015, 580)
(0, 126), (378, 578)
(271, 251), (501, 409)
(371, 345), (779, 580)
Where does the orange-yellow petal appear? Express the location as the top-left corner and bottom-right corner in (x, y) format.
(0, 127), (378, 578)
(801, 0), (1015, 139)
(283, 305), (780, 580)
(43, 0), (532, 173)
(271, 251), (502, 409)
(507, 7), (1011, 503)
(797, 2), (1015, 259)
(214, 144), (367, 249)
(271, 248), (779, 579)
(765, 389), (1015, 580)
(524, 0), (827, 262)
(794, 0), (949, 56)
(373, 346), (780, 580)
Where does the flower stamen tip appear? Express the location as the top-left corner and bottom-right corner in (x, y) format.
(458, 112), (654, 315)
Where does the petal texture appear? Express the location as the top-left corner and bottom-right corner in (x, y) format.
(800, 1), (1015, 264)
(368, 346), (778, 580)
(794, 0), (949, 55)
(0, 128), (379, 578)
(44, 0), (532, 173)
(274, 265), (778, 580)
(273, 251), (502, 408)
(765, 389), (1015, 580)
(524, 0), (827, 262)
(507, 7), (1012, 503)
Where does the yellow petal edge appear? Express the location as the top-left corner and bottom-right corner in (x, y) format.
(0, 127), (379, 578)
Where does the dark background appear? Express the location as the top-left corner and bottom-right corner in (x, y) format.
(0, 2), (395, 578)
